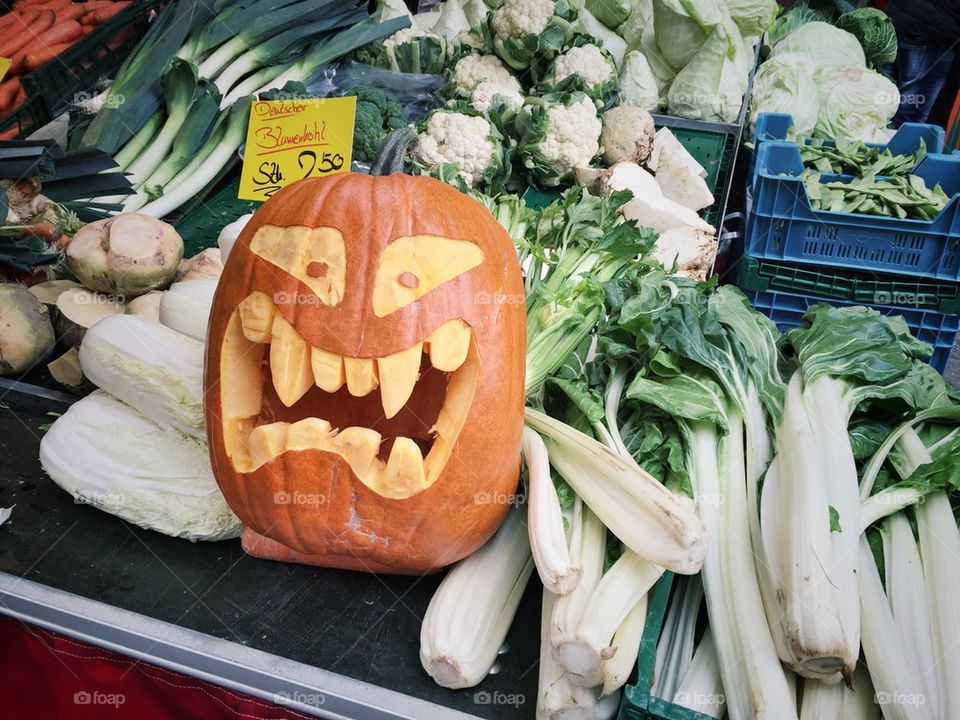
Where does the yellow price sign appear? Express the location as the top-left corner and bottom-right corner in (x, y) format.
(0, 57), (11, 82)
(238, 96), (356, 202)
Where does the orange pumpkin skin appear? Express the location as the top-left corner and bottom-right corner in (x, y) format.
(204, 173), (527, 574)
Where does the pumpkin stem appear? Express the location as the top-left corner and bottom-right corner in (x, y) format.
(370, 127), (418, 177)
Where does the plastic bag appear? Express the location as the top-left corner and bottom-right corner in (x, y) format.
(306, 61), (444, 123)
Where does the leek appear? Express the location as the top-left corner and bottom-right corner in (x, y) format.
(114, 111), (164, 171)
(125, 59), (201, 188)
(138, 97), (252, 218)
(420, 505), (533, 689)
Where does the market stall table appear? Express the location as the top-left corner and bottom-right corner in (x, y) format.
(0, 379), (541, 720)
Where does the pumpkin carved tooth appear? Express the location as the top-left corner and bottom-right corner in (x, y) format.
(270, 315), (314, 407)
(428, 320), (472, 372)
(286, 418), (335, 452)
(311, 347), (346, 393)
(382, 437), (427, 497)
(238, 291), (275, 343)
(249, 422), (290, 469)
(344, 356), (379, 397)
(334, 427), (383, 480)
(377, 342), (423, 419)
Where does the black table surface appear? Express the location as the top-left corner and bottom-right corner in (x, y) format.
(0, 382), (542, 719)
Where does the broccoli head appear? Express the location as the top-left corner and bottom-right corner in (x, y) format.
(349, 86), (405, 163)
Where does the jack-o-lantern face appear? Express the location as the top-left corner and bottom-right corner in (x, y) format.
(205, 174), (526, 574)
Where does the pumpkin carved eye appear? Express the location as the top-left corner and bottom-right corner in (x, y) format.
(372, 235), (484, 317)
(249, 225), (346, 305)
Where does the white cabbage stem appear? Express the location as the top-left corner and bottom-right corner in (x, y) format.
(523, 427), (582, 594)
(420, 505), (533, 689)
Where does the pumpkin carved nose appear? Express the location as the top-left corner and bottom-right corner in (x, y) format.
(306, 261), (328, 278)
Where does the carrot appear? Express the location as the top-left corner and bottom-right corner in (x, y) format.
(0, 10), (54, 57)
(0, 77), (21, 109)
(84, 2), (128, 24)
(22, 40), (71, 71)
(55, 4), (86, 22)
(23, 17), (81, 48)
(0, 126), (19, 140)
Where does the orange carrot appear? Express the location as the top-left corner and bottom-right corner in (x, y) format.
(0, 10), (53, 57)
(55, 5), (86, 22)
(0, 77), (21, 108)
(84, 2), (127, 24)
(25, 17), (81, 48)
(22, 40), (72, 70)
(0, 126), (19, 140)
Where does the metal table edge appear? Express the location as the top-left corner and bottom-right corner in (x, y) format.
(0, 572), (478, 720)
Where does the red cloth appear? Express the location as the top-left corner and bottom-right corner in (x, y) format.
(0, 616), (316, 720)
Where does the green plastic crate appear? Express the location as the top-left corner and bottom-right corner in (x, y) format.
(30, 0), (162, 122)
(737, 256), (960, 314)
(175, 180), (261, 256)
(618, 573), (715, 720)
(0, 90), (50, 138)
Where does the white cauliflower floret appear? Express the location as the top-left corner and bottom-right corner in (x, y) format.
(491, 0), (555, 40)
(452, 54), (522, 94)
(383, 27), (439, 47)
(538, 96), (601, 174)
(417, 112), (497, 187)
(553, 44), (614, 87)
(470, 81), (525, 112)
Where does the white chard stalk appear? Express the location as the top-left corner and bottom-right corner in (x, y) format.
(538, 588), (600, 720)
(523, 427), (582, 595)
(916, 492), (960, 718)
(800, 665), (880, 720)
(858, 536), (934, 720)
(693, 415), (797, 720)
(653, 575), (703, 700)
(420, 506), (533, 689)
(552, 503), (605, 658)
(673, 628), (725, 719)
(557, 550), (661, 687)
(882, 514), (940, 717)
(601, 594), (647, 697)
(525, 408), (707, 575)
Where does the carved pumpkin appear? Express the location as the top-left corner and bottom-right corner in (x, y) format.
(204, 171), (526, 574)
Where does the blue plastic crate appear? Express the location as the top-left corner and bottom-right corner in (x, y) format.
(744, 289), (958, 372)
(748, 113), (946, 191)
(745, 141), (960, 280)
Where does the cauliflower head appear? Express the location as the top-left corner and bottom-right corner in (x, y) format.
(452, 54), (522, 95)
(490, 0), (578, 70)
(518, 93), (601, 186)
(553, 44), (614, 87)
(380, 27), (448, 74)
(471, 81), (525, 112)
(416, 111), (509, 189)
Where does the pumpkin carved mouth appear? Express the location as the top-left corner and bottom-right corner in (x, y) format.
(216, 292), (479, 499)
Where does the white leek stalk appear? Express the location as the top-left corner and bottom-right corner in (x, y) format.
(858, 536), (934, 720)
(556, 550), (661, 686)
(693, 416), (797, 720)
(538, 588), (601, 719)
(524, 408), (707, 574)
(159, 278), (218, 342)
(916, 492), (960, 719)
(601, 595), (647, 697)
(882, 514), (940, 717)
(673, 628), (725, 719)
(523, 427), (581, 594)
(420, 506), (533, 689)
(78, 314), (205, 439)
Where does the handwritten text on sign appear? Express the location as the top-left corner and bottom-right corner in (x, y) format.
(238, 96), (356, 201)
